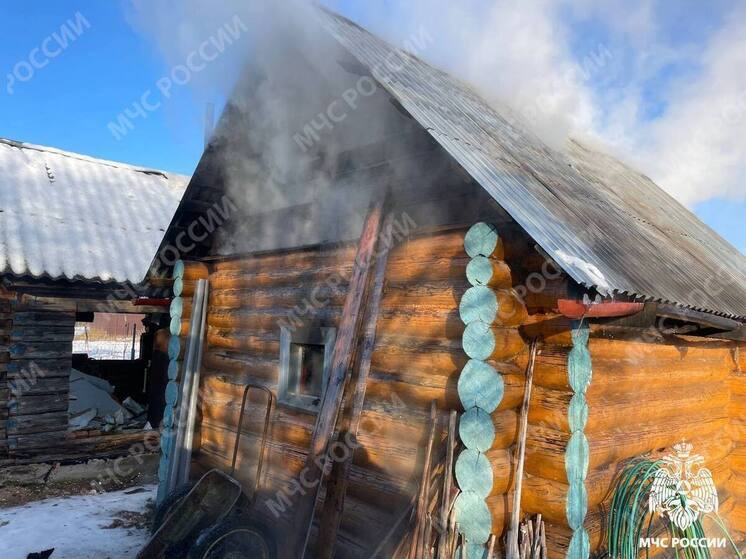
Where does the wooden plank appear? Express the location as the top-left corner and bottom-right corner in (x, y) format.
(8, 376), (69, 396)
(7, 411), (69, 435)
(10, 325), (75, 342)
(288, 199), (386, 558)
(317, 211), (394, 557)
(9, 341), (72, 360)
(7, 359), (71, 379)
(8, 392), (68, 415)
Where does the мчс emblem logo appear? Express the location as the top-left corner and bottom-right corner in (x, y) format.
(648, 441), (718, 530)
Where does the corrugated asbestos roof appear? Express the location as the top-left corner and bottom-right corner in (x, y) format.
(318, 9), (746, 319)
(0, 138), (188, 285)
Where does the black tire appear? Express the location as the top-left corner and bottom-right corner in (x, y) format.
(188, 517), (277, 559)
(151, 483), (195, 534)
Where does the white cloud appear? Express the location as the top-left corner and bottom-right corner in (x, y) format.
(639, 4), (746, 205)
(333, 0), (746, 207)
(340, 0), (602, 149)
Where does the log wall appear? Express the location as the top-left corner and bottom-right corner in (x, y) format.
(0, 296), (10, 459)
(730, 346), (746, 534)
(190, 222), (745, 558)
(5, 296), (75, 459)
(522, 327), (742, 557)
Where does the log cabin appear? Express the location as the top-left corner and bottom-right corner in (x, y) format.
(0, 138), (187, 464)
(152, 7), (746, 558)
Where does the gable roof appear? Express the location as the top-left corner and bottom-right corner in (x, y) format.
(317, 8), (746, 319)
(0, 138), (188, 285)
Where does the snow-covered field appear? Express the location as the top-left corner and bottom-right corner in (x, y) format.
(0, 485), (155, 559)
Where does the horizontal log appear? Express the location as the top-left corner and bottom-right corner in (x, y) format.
(182, 261), (209, 280)
(8, 311), (76, 326)
(209, 264), (355, 291)
(212, 246), (356, 274)
(10, 325), (75, 342)
(8, 375), (69, 397)
(381, 280), (469, 315)
(8, 430), (67, 450)
(13, 298), (77, 313)
(206, 327), (280, 355)
(385, 256), (469, 284)
(9, 392), (69, 415)
(210, 285), (346, 310)
(7, 411), (69, 435)
(207, 307), (342, 332)
(202, 350), (278, 382)
(7, 359), (72, 379)
(376, 309), (464, 342)
(9, 341), (72, 360)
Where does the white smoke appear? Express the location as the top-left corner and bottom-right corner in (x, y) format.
(128, 0), (746, 208)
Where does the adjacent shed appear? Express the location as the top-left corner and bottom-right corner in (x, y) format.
(0, 138), (187, 463)
(153, 8), (746, 558)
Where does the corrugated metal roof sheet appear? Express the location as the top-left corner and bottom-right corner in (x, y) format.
(0, 138), (188, 285)
(318, 9), (746, 319)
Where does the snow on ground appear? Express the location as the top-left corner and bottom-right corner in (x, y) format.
(0, 484), (156, 559)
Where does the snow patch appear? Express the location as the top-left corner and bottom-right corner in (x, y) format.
(554, 250), (609, 291)
(0, 485), (156, 559)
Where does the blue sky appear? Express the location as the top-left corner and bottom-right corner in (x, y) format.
(1, 1), (744, 253)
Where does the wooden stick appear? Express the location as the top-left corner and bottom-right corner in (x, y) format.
(436, 410), (458, 559)
(316, 212), (395, 558)
(506, 339), (538, 559)
(288, 199), (386, 558)
(423, 515), (433, 559)
(486, 534), (497, 559)
(410, 401), (438, 559)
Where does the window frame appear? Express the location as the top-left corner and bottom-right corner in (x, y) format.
(278, 325), (336, 412)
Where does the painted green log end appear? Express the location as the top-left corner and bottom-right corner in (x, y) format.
(459, 286), (498, 325)
(162, 405), (174, 428)
(169, 315), (182, 337)
(462, 321), (495, 361)
(567, 393), (588, 433)
(568, 345), (592, 394)
(167, 336), (181, 360)
(455, 448), (493, 498)
(464, 222), (499, 258)
(172, 260), (185, 280)
(169, 296), (183, 319)
(173, 277), (184, 297)
(454, 490), (492, 545)
(566, 482), (588, 530)
(165, 380), (179, 406)
(459, 407), (495, 452)
(565, 431), (589, 483)
(466, 256), (496, 287)
(167, 359), (179, 380)
(458, 359), (504, 413)
(566, 528), (590, 559)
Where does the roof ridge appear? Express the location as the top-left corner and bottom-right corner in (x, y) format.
(0, 137), (189, 182)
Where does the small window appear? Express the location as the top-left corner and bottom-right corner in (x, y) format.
(278, 326), (336, 412)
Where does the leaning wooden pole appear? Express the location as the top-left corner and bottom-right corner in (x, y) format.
(316, 211), (395, 558)
(410, 400), (438, 559)
(287, 199), (386, 558)
(506, 339), (538, 559)
(436, 410), (458, 559)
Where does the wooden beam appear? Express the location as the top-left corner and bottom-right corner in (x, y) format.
(316, 211), (395, 558)
(656, 303), (742, 331)
(287, 199), (386, 558)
